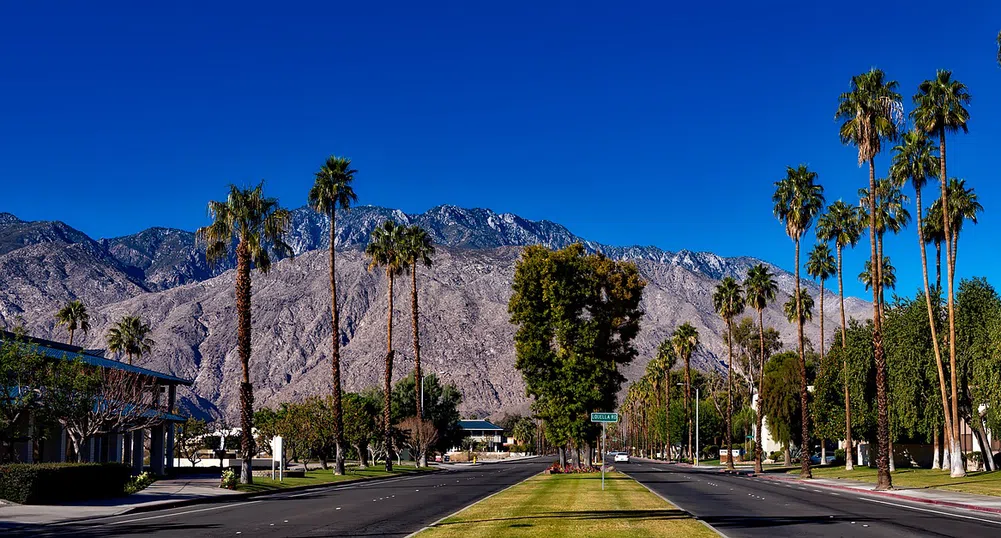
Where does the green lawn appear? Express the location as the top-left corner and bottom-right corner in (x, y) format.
(236, 465), (430, 493)
(416, 471), (717, 537)
(795, 466), (1001, 497)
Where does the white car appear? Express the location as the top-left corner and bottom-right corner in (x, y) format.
(614, 452), (630, 463)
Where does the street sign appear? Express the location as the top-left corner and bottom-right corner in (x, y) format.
(591, 412), (618, 423)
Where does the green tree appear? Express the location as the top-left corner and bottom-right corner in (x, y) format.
(308, 155), (358, 476)
(912, 70), (971, 478)
(836, 68), (901, 489)
(743, 264), (778, 472)
(712, 276), (744, 470)
(509, 244), (644, 466)
(0, 335), (47, 462)
(175, 417), (209, 466)
(671, 322), (699, 461)
(772, 164), (825, 479)
(956, 279), (1000, 471)
(197, 182), (293, 484)
(816, 200), (863, 470)
(761, 351), (803, 464)
(55, 300), (90, 346)
(105, 315), (154, 365)
(390, 371), (462, 455)
(342, 392), (379, 467)
(401, 225), (435, 463)
(652, 340), (677, 459)
(365, 220), (407, 472)
(806, 243), (836, 358)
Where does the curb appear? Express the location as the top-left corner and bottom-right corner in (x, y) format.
(757, 475), (1001, 516)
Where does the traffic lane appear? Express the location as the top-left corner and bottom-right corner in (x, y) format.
(24, 458), (551, 538)
(622, 461), (1001, 538)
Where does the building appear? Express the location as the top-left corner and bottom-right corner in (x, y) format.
(2, 331), (192, 475)
(456, 419), (505, 452)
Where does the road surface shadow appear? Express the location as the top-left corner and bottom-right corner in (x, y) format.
(701, 514), (875, 529)
(431, 508), (691, 527)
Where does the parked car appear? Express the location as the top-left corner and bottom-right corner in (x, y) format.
(809, 454), (836, 465)
(614, 452), (630, 463)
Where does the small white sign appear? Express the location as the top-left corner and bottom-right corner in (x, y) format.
(271, 436), (284, 481)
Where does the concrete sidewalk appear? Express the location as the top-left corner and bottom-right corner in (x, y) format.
(0, 474), (238, 528)
(761, 473), (1001, 515)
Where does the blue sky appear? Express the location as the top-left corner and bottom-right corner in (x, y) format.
(1, 1), (999, 299)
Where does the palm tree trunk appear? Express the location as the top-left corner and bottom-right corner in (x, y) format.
(932, 429), (940, 470)
(869, 157), (891, 490)
(329, 212), (345, 476)
(795, 239), (812, 479)
(726, 319), (735, 471)
(877, 234), (885, 321)
(68, 327), (75, 347)
(384, 272), (395, 473)
(916, 184), (953, 476)
(935, 243), (942, 291)
(685, 355), (692, 462)
(837, 247), (854, 471)
(939, 128), (965, 478)
(819, 280), (825, 360)
(236, 240), (254, 485)
(755, 309), (765, 474)
(665, 376), (671, 461)
(411, 267), (425, 467)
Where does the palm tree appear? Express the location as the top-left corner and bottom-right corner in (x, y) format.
(942, 178), (982, 269)
(105, 315), (154, 365)
(891, 128), (947, 468)
(401, 225), (435, 466)
(197, 182), (292, 484)
(55, 300), (90, 346)
(743, 264), (777, 473)
(912, 70), (971, 478)
(783, 293), (814, 325)
(671, 323), (699, 462)
(816, 200), (863, 470)
(654, 339), (677, 460)
(836, 68), (901, 489)
(772, 164), (825, 479)
(712, 277), (744, 471)
(923, 208), (946, 290)
(805, 244), (836, 359)
(859, 179), (910, 319)
(365, 220), (407, 472)
(860, 256), (896, 295)
(308, 155), (358, 476)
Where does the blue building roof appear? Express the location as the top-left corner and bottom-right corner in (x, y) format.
(2, 331), (193, 386)
(457, 420), (504, 431)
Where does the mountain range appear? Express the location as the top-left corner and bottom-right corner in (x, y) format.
(0, 205), (870, 420)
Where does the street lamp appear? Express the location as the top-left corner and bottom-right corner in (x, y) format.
(678, 383), (700, 467)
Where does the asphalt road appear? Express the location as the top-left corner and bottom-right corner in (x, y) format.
(620, 458), (1001, 537)
(16, 458), (550, 537)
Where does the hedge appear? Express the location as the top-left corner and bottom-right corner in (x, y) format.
(0, 463), (132, 504)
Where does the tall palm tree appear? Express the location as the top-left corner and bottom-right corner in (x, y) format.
(654, 339), (677, 460)
(197, 182), (292, 484)
(860, 256), (896, 295)
(912, 70), (970, 478)
(859, 179), (910, 319)
(743, 264), (777, 473)
(772, 164), (825, 479)
(106, 315), (154, 365)
(890, 131), (950, 467)
(805, 244), (836, 359)
(671, 323), (699, 462)
(923, 208), (946, 290)
(55, 300), (90, 346)
(816, 200), (863, 470)
(836, 68), (901, 489)
(308, 155), (358, 476)
(783, 293), (814, 325)
(402, 225), (435, 467)
(712, 277), (744, 471)
(365, 220), (407, 472)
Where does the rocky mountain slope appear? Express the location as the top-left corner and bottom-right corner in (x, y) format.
(0, 207), (870, 420)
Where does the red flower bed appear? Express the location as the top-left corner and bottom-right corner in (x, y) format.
(546, 462), (599, 474)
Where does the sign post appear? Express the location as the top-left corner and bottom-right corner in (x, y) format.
(271, 436), (284, 481)
(590, 412), (619, 491)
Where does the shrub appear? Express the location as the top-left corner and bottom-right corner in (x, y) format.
(220, 468), (238, 489)
(833, 449), (846, 465)
(702, 445), (719, 460)
(125, 472), (156, 494)
(545, 462), (598, 474)
(0, 463), (132, 504)
(769, 451), (784, 462)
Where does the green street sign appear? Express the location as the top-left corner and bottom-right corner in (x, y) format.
(591, 412), (618, 423)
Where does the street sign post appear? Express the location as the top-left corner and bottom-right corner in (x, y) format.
(590, 412), (619, 490)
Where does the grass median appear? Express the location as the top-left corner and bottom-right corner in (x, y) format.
(236, 465), (431, 493)
(796, 466), (1001, 497)
(417, 471), (717, 537)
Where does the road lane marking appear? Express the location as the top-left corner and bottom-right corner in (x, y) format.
(107, 500), (263, 526)
(860, 497), (1001, 526)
